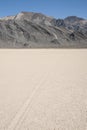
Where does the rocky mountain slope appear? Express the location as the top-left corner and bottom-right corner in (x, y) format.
(0, 12), (87, 48)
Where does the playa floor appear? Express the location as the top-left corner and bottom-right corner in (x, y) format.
(0, 49), (87, 130)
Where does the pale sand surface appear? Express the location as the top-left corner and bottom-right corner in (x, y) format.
(0, 49), (87, 130)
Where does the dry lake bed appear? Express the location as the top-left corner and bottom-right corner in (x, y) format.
(0, 49), (87, 130)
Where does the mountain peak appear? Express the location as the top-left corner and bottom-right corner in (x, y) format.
(14, 12), (53, 26)
(64, 16), (84, 23)
(0, 15), (15, 21)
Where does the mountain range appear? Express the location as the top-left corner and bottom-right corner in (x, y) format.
(0, 11), (87, 48)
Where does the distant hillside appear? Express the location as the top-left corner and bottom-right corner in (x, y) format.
(0, 12), (87, 48)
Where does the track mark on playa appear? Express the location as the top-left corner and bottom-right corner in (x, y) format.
(6, 71), (49, 130)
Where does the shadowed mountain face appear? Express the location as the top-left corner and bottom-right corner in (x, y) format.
(0, 12), (87, 48)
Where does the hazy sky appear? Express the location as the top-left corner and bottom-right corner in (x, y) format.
(0, 0), (87, 19)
